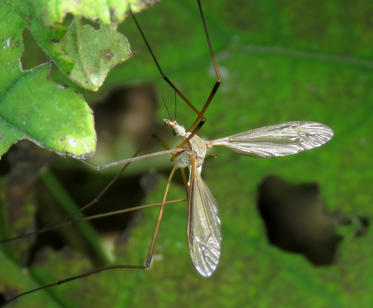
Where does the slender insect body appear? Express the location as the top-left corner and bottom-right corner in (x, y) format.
(187, 162), (221, 277)
(164, 118), (221, 277)
(179, 135), (207, 170)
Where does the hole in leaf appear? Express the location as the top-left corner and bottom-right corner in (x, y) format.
(21, 29), (50, 70)
(81, 17), (101, 30)
(61, 13), (74, 27)
(257, 175), (368, 266)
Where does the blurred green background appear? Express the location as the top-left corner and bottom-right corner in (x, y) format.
(1, 0), (373, 307)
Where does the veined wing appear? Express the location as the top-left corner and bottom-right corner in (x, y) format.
(187, 157), (222, 278)
(209, 121), (333, 158)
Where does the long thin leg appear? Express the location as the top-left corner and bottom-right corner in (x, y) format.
(130, 1), (220, 162)
(2, 166), (179, 305)
(145, 165), (177, 267)
(171, 0), (221, 161)
(0, 198), (186, 245)
(130, 8), (205, 121)
(79, 147), (183, 171)
(180, 168), (189, 196)
(3, 264), (145, 305)
(188, 0), (221, 131)
(78, 146), (144, 214)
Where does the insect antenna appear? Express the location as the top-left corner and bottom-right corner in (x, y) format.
(173, 90), (177, 121)
(160, 95), (172, 120)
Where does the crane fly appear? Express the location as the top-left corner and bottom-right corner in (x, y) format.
(164, 119), (333, 276)
(0, 0), (334, 305)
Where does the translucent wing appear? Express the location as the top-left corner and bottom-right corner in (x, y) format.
(209, 121), (333, 158)
(187, 158), (222, 277)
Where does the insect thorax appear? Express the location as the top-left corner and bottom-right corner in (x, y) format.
(175, 133), (207, 170)
(163, 119), (207, 170)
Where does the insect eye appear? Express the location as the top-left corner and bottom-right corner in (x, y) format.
(172, 129), (178, 136)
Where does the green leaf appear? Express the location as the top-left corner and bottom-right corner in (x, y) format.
(56, 17), (132, 91)
(0, 3), (96, 159)
(0, 63), (96, 159)
(15, 0), (159, 27)
(0, 0), (160, 158)
(11, 0), (157, 90)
